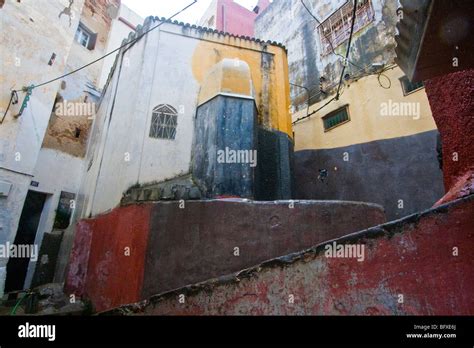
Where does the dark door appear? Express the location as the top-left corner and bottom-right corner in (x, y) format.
(5, 190), (47, 293)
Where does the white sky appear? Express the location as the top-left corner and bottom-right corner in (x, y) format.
(121, 0), (260, 25)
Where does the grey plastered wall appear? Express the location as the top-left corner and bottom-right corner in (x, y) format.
(255, 128), (294, 200)
(294, 130), (445, 220)
(141, 200), (386, 298)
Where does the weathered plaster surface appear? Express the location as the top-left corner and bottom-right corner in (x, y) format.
(255, 0), (398, 109)
(41, 0), (121, 159)
(77, 19), (292, 218)
(294, 130), (445, 221)
(0, 0), (85, 296)
(65, 200), (385, 312)
(106, 195), (474, 316)
(98, 4), (143, 89)
(22, 148), (84, 287)
(256, 1), (442, 220)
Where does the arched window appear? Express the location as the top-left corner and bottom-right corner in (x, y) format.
(149, 104), (178, 140)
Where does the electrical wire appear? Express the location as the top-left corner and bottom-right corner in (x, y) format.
(12, 1), (198, 93)
(293, 0), (362, 120)
(376, 64), (397, 89)
(1, 91), (18, 124)
(291, 61), (370, 103)
(335, 0), (358, 99)
(293, 1), (358, 125)
(290, 82), (310, 118)
(293, 96), (337, 125)
(292, 63), (399, 125)
(301, 0), (365, 71)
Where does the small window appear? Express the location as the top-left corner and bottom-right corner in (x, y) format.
(400, 76), (424, 95)
(149, 104), (178, 140)
(75, 23), (97, 50)
(323, 105), (350, 131)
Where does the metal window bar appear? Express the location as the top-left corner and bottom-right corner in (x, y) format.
(150, 106), (178, 140)
(319, 0), (375, 56)
(323, 108), (349, 130)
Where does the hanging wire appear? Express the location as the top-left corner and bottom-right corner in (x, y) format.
(1, 90), (18, 124)
(12, 1), (198, 93)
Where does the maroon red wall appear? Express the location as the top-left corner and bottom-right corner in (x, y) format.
(425, 69), (474, 199)
(106, 195), (474, 316)
(65, 200), (385, 312)
(142, 200), (385, 298)
(65, 204), (152, 312)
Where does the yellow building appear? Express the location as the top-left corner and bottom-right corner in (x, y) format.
(291, 66), (444, 220)
(255, 0), (445, 220)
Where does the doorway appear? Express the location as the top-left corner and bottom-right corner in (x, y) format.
(5, 190), (47, 293)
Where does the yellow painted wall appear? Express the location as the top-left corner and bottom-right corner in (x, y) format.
(191, 34), (292, 139)
(292, 67), (438, 150)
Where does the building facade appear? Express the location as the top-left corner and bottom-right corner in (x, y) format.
(0, 0), (86, 297)
(34, 1), (142, 288)
(255, 0), (445, 220)
(75, 17), (293, 220)
(0, 0), (141, 296)
(63, 17), (298, 311)
(199, 0), (270, 37)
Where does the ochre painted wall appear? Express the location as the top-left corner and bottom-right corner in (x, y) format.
(292, 67), (437, 150)
(198, 59), (255, 104)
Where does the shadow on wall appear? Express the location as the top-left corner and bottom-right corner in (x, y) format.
(293, 130), (445, 221)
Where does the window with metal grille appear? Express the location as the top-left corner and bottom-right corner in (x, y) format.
(400, 76), (424, 95)
(323, 105), (350, 131)
(318, 0), (375, 56)
(149, 104), (178, 140)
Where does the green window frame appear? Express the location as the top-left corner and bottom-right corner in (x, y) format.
(322, 105), (350, 132)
